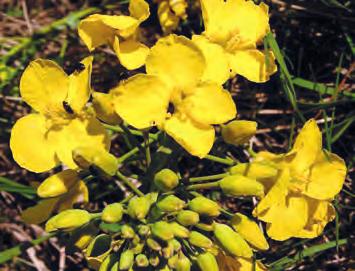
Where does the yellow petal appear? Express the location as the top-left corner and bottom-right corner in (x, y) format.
(182, 82), (236, 125)
(129, 0), (150, 21)
(169, 0), (188, 18)
(37, 169), (80, 198)
(146, 34), (205, 90)
(57, 181), (89, 212)
(163, 113), (215, 158)
(290, 119), (322, 175)
(304, 151), (346, 200)
(228, 49), (277, 83)
(66, 56), (93, 113)
(157, 1), (179, 33)
(113, 37), (149, 70)
(217, 254), (268, 271)
(20, 59), (68, 114)
(21, 198), (58, 224)
(222, 120), (257, 146)
(192, 35), (230, 85)
(266, 196), (308, 241)
(253, 168), (290, 219)
(231, 213), (269, 250)
(10, 114), (58, 173)
(92, 91), (121, 125)
(112, 74), (170, 129)
(295, 199), (335, 238)
(78, 14), (138, 51)
(48, 116), (110, 169)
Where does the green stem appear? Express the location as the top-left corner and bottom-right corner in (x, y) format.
(189, 173), (229, 183)
(116, 171), (144, 197)
(204, 154), (235, 166)
(103, 124), (158, 140)
(186, 181), (220, 191)
(143, 131), (151, 167)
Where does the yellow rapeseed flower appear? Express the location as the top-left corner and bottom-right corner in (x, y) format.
(21, 170), (89, 225)
(193, 0), (277, 84)
(155, 0), (188, 33)
(78, 0), (150, 70)
(10, 56), (110, 172)
(112, 34), (237, 158)
(252, 119), (347, 240)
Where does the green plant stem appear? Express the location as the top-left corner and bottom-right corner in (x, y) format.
(143, 131), (151, 167)
(204, 154), (235, 166)
(186, 181), (220, 191)
(103, 124), (158, 140)
(189, 173), (229, 183)
(116, 171), (144, 197)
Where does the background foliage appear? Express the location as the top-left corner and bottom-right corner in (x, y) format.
(0, 0), (354, 270)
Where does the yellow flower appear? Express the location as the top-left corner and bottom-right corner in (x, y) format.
(155, 0), (188, 33)
(10, 57), (110, 172)
(193, 0), (277, 84)
(112, 34), (237, 157)
(78, 0), (150, 70)
(21, 170), (89, 225)
(252, 119), (346, 240)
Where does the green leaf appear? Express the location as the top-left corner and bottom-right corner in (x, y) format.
(269, 238), (347, 271)
(99, 222), (122, 233)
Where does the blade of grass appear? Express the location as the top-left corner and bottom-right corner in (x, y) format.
(0, 177), (36, 199)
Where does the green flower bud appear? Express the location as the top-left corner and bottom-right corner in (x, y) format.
(119, 249), (134, 270)
(137, 224), (150, 236)
(72, 146), (118, 176)
(170, 222), (190, 238)
(163, 241), (175, 259)
(168, 254), (179, 268)
(219, 175), (264, 197)
(121, 224), (135, 239)
(169, 239), (182, 252)
(151, 221), (174, 241)
(45, 209), (91, 232)
(147, 238), (162, 251)
(214, 223), (252, 258)
(229, 162), (277, 179)
(175, 253), (191, 271)
(127, 196), (150, 220)
(154, 169), (179, 192)
(195, 222), (215, 232)
(135, 254), (149, 267)
(102, 203), (123, 223)
(66, 222), (99, 253)
(149, 254), (160, 267)
(188, 197), (220, 217)
(157, 195), (186, 212)
(37, 169), (79, 198)
(132, 241), (144, 255)
(188, 231), (213, 249)
(176, 210), (199, 226)
(221, 120), (257, 146)
(196, 252), (219, 271)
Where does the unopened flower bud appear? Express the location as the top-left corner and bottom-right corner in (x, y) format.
(229, 162), (277, 179)
(151, 221), (174, 241)
(169, 239), (182, 252)
(149, 254), (160, 267)
(135, 254), (149, 267)
(170, 222), (190, 238)
(92, 91), (121, 125)
(196, 252), (219, 271)
(168, 254), (179, 268)
(37, 169), (79, 198)
(222, 120), (257, 145)
(99, 253), (119, 271)
(154, 169), (179, 192)
(137, 225), (150, 236)
(157, 195), (185, 212)
(163, 241), (175, 259)
(119, 249), (134, 270)
(214, 223), (252, 258)
(127, 196), (150, 220)
(147, 238), (162, 251)
(219, 175), (264, 197)
(188, 231), (213, 249)
(72, 147), (118, 176)
(231, 213), (269, 250)
(66, 222), (99, 253)
(195, 222), (215, 232)
(176, 210), (199, 226)
(188, 197), (220, 217)
(175, 253), (191, 271)
(102, 203), (123, 223)
(121, 224), (135, 239)
(45, 209), (91, 232)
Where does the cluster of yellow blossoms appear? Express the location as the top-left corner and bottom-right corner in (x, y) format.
(9, 0), (347, 270)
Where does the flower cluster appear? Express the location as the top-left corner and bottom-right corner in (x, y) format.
(9, 0), (346, 270)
